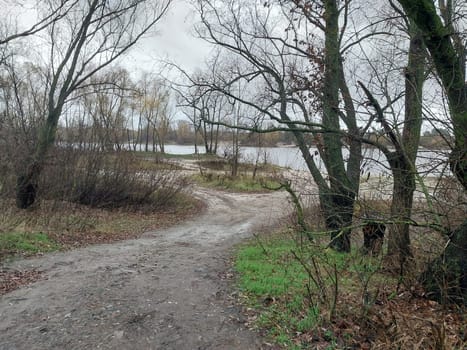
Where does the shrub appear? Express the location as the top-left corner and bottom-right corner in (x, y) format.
(38, 147), (185, 210)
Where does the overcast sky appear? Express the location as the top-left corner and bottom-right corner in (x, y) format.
(125, 0), (212, 77)
(4, 0), (210, 76)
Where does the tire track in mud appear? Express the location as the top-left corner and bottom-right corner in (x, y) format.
(0, 187), (290, 350)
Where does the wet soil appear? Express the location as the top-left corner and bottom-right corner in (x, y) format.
(0, 187), (289, 350)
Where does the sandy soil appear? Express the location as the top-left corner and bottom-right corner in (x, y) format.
(0, 187), (290, 350)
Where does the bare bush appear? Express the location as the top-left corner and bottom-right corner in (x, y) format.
(0, 61), (185, 212)
(39, 147), (186, 210)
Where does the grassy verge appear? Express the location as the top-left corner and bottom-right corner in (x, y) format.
(0, 192), (203, 262)
(132, 151), (220, 161)
(234, 232), (465, 349)
(196, 159), (281, 173)
(192, 173), (281, 192)
(236, 237), (318, 348)
(235, 234), (349, 349)
(134, 151), (285, 193)
(0, 232), (60, 258)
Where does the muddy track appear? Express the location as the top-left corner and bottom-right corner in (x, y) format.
(0, 187), (290, 350)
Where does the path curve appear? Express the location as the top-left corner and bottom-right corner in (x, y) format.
(0, 187), (290, 350)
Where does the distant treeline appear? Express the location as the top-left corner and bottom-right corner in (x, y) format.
(57, 124), (453, 150)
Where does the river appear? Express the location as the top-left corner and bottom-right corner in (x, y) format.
(161, 144), (450, 177)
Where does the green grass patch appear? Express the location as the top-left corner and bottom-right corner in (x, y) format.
(0, 232), (60, 258)
(236, 239), (306, 295)
(192, 173), (281, 192)
(196, 159), (281, 173)
(133, 150), (220, 161)
(234, 234), (390, 348)
(235, 237), (319, 344)
(0, 192), (203, 262)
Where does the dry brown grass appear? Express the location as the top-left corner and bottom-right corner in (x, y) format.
(333, 283), (465, 349)
(0, 193), (204, 261)
(261, 192), (466, 349)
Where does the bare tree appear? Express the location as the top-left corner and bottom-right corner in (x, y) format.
(0, 1), (77, 45)
(394, 0), (466, 303)
(395, 0), (466, 188)
(0, 61), (48, 194)
(172, 59), (225, 155)
(353, 2), (427, 267)
(188, 0), (364, 251)
(174, 83), (204, 152)
(199, 91), (224, 154)
(82, 67), (133, 151)
(13, 0), (172, 208)
(135, 76), (172, 153)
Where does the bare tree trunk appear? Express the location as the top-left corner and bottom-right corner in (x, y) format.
(396, 0), (466, 303)
(397, 0), (466, 190)
(231, 128), (239, 178)
(319, 0), (356, 252)
(127, 129), (132, 150)
(293, 128), (354, 252)
(16, 108), (61, 208)
(16, 163), (40, 209)
(157, 129), (166, 154)
(203, 120), (210, 153)
(208, 122), (214, 154)
(387, 23), (424, 266)
(152, 128), (157, 152)
(214, 123), (219, 154)
(145, 122), (150, 152)
(388, 155), (415, 262)
(320, 191), (354, 252)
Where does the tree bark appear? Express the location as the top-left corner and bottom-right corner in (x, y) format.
(292, 129), (354, 253)
(320, 190), (354, 252)
(396, 0), (466, 303)
(388, 153), (415, 262)
(421, 219), (467, 305)
(16, 108), (61, 208)
(387, 22), (425, 265)
(16, 164), (40, 209)
(145, 123), (150, 152)
(396, 0), (467, 190)
(318, 0), (356, 252)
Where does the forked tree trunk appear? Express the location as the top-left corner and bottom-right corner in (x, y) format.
(387, 23), (424, 267)
(292, 128), (356, 253)
(318, 0), (358, 252)
(396, 0), (466, 303)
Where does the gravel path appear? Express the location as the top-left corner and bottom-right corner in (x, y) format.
(0, 187), (289, 350)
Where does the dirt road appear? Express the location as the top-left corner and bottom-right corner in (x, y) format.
(0, 187), (289, 350)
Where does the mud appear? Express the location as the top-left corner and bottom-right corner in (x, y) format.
(0, 187), (290, 350)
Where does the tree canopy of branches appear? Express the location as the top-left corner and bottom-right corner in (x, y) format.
(1, 0), (172, 208)
(184, 0), (466, 302)
(187, 0), (364, 252)
(0, 0), (74, 45)
(135, 76), (172, 153)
